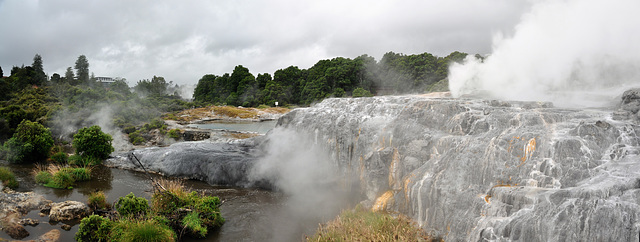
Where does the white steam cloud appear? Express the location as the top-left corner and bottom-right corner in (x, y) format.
(449, 0), (640, 108)
(250, 128), (352, 240)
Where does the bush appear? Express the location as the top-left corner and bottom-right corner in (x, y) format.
(34, 170), (52, 184)
(128, 130), (146, 145)
(68, 154), (101, 166)
(49, 151), (68, 164)
(75, 214), (113, 242)
(182, 212), (207, 238)
(73, 125), (114, 161)
(115, 192), (149, 218)
(3, 120), (54, 163)
(0, 167), (18, 189)
(47, 169), (75, 189)
(307, 205), (431, 241)
(167, 129), (181, 140)
(352, 87), (374, 98)
(112, 218), (175, 242)
(88, 191), (110, 210)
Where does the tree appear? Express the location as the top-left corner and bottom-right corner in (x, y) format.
(32, 54), (46, 85)
(135, 76), (170, 96)
(65, 67), (75, 85)
(75, 55), (90, 85)
(3, 120), (54, 163)
(50, 73), (62, 83)
(0, 66), (3, 77)
(73, 125), (114, 161)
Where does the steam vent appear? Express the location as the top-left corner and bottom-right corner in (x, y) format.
(110, 90), (640, 241)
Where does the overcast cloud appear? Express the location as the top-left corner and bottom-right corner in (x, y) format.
(0, 0), (529, 86)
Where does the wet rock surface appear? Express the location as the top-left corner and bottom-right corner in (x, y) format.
(277, 95), (640, 241)
(108, 92), (640, 241)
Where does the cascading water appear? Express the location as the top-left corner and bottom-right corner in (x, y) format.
(108, 90), (640, 241)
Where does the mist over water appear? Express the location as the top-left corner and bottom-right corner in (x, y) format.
(449, 0), (640, 108)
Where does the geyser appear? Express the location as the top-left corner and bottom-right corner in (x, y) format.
(449, 0), (640, 107)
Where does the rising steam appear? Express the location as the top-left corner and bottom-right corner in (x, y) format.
(449, 0), (640, 107)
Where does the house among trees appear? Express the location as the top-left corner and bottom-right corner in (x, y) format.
(96, 76), (115, 85)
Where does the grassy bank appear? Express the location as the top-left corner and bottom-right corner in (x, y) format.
(307, 205), (437, 242)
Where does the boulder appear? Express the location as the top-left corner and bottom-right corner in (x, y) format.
(0, 210), (29, 239)
(38, 229), (61, 242)
(48, 201), (90, 222)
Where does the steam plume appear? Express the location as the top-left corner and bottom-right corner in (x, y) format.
(449, 0), (640, 107)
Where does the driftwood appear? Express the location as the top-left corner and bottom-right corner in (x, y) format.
(130, 152), (167, 192)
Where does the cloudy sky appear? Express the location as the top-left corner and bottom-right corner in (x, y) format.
(0, 0), (530, 86)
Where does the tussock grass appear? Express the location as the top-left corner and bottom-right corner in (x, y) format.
(0, 166), (18, 189)
(32, 163), (92, 189)
(307, 205), (435, 242)
(212, 106), (258, 119)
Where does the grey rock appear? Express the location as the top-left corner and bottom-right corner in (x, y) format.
(48, 201), (90, 222)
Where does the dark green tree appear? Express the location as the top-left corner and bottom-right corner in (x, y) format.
(72, 125), (114, 161)
(3, 120), (54, 163)
(0, 66), (3, 77)
(50, 73), (62, 84)
(32, 54), (46, 85)
(135, 76), (170, 96)
(65, 67), (75, 85)
(74, 55), (90, 85)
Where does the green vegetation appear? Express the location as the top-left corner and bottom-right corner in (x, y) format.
(167, 128), (181, 140)
(307, 205), (433, 242)
(74, 178), (224, 240)
(2, 119), (54, 163)
(112, 217), (176, 242)
(32, 164), (92, 189)
(75, 214), (113, 242)
(88, 191), (111, 210)
(72, 125), (114, 162)
(0, 166), (18, 189)
(193, 51), (468, 106)
(115, 192), (150, 218)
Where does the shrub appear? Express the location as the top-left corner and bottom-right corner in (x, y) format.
(3, 120), (54, 163)
(113, 218), (175, 242)
(75, 214), (113, 242)
(307, 205), (432, 241)
(167, 129), (181, 140)
(73, 125), (114, 161)
(128, 130), (146, 145)
(47, 169), (75, 189)
(0, 167), (18, 189)
(49, 151), (68, 164)
(115, 192), (149, 218)
(34, 170), (52, 184)
(352, 87), (374, 98)
(88, 191), (110, 210)
(182, 212), (207, 238)
(68, 154), (102, 166)
(66, 167), (92, 181)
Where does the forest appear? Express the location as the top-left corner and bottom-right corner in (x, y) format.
(193, 51), (470, 106)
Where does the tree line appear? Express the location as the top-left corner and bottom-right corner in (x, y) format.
(193, 51), (471, 106)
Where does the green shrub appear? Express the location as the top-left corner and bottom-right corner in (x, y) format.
(182, 212), (207, 238)
(0, 167), (18, 189)
(88, 191), (110, 210)
(75, 214), (113, 242)
(167, 129), (181, 140)
(73, 125), (114, 161)
(123, 126), (137, 134)
(128, 130), (146, 145)
(49, 151), (68, 164)
(34, 170), (52, 184)
(113, 218), (175, 242)
(352, 87), (374, 98)
(115, 192), (149, 217)
(256, 104), (270, 109)
(3, 120), (54, 163)
(46, 169), (75, 189)
(66, 167), (91, 181)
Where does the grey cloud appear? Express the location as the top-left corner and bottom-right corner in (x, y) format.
(0, 0), (530, 86)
